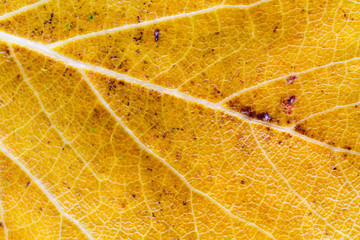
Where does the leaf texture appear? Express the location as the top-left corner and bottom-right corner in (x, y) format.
(0, 0), (359, 239)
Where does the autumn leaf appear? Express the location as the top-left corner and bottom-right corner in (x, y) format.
(0, 0), (359, 239)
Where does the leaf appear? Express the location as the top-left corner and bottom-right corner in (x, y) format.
(0, 0), (359, 239)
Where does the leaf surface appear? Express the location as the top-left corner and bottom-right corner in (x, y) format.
(0, 0), (359, 239)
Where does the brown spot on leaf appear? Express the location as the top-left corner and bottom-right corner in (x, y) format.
(256, 112), (271, 122)
(239, 106), (273, 122)
(282, 95), (296, 114)
(295, 124), (306, 134)
(286, 75), (298, 84)
(240, 106), (256, 118)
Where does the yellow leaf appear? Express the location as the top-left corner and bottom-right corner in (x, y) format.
(0, 0), (359, 239)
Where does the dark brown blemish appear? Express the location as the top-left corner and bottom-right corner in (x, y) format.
(44, 12), (54, 25)
(241, 180), (245, 184)
(26, 182), (30, 188)
(286, 75), (298, 84)
(273, 26), (278, 33)
(240, 107), (256, 118)
(152, 213), (156, 218)
(0, 222), (2, 227)
(183, 201), (187, 205)
(282, 95), (296, 114)
(295, 124), (306, 134)
(285, 95), (295, 105)
(256, 112), (271, 122)
(49, 12), (54, 24)
(132, 194), (136, 198)
(240, 106), (272, 122)
(345, 146), (352, 150)
(154, 29), (159, 41)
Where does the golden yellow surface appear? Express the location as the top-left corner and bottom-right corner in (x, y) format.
(0, 0), (359, 239)
(0, 0), (41, 16)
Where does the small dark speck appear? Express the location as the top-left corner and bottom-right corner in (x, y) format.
(278, 141), (282, 144)
(287, 96), (295, 104)
(286, 75), (298, 84)
(154, 29), (159, 41)
(0, 222), (2, 228)
(333, 167), (337, 171)
(241, 180), (245, 184)
(152, 213), (156, 218)
(26, 182), (30, 187)
(183, 201), (187, 205)
(132, 194), (136, 198)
